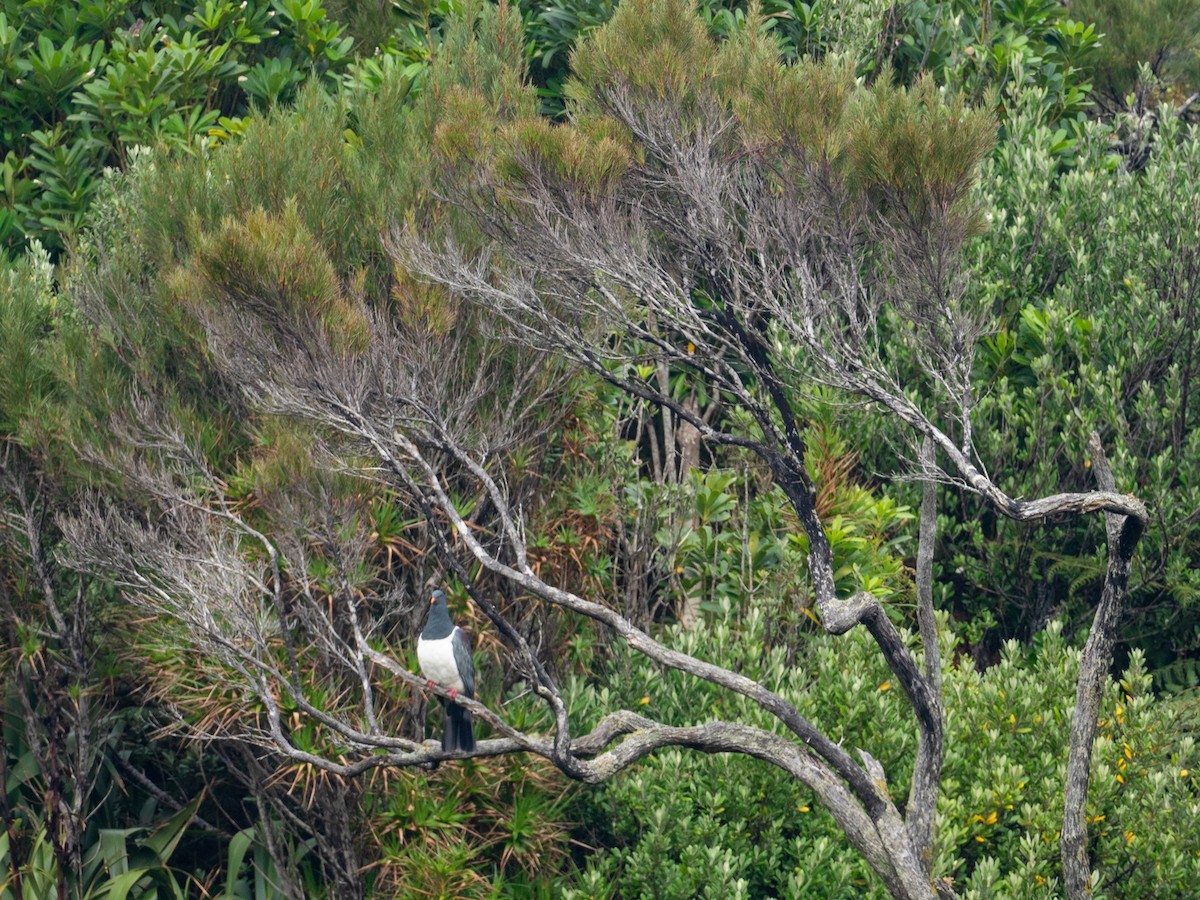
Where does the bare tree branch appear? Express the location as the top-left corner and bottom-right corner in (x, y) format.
(907, 436), (944, 875)
(1061, 435), (1145, 898)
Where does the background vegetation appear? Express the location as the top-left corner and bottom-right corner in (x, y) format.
(3, 0), (1200, 896)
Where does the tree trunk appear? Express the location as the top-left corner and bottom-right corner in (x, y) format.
(677, 392), (703, 629)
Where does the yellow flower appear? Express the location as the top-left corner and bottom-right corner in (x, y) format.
(879, 682), (892, 692)
(1116, 774), (1125, 784)
(985, 811), (998, 825)
(1125, 830), (1135, 844)
(638, 696), (651, 706)
(798, 805), (810, 813)
(1181, 769), (1190, 778)
(975, 836), (985, 843)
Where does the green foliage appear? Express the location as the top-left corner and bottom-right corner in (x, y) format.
(0, 0), (449, 258)
(4, 0), (1199, 895)
(0, 8), (573, 896)
(1072, 0), (1200, 109)
(841, 72), (996, 239)
(0, 243), (57, 438)
(0, 0), (1103, 249)
(520, 0), (615, 111)
(0, 813), (194, 900)
(62, 60), (431, 408)
(210, 823), (313, 900)
(666, 444), (914, 621)
(939, 632), (1200, 898)
(521, 0), (1099, 126)
(561, 616), (1200, 898)
(561, 607), (893, 897)
(361, 749), (574, 896)
(1, 675), (220, 900)
(902, 0), (1100, 129)
(913, 96), (1200, 670)
(191, 199), (369, 347)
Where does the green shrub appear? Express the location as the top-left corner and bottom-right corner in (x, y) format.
(562, 615), (1200, 898)
(1071, 0), (1200, 111)
(0, 0), (441, 258)
(902, 91), (1200, 671)
(520, 0), (1099, 127)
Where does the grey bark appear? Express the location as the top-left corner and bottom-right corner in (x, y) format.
(677, 391), (704, 629)
(907, 437), (943, 876)
(1060, 435), (1145, 898)
(53, 21), (1149, 897)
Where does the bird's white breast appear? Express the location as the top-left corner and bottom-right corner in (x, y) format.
(417, 630), (465, 693)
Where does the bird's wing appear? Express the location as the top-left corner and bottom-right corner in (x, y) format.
(452, 627), (475, 699)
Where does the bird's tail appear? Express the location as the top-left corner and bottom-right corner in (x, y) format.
(442, 699), (475, 754)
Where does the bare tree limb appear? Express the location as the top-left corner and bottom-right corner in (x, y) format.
(1061, 435), (1145, 899)
(907, 436), (944, 874)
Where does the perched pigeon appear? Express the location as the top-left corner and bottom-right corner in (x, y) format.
(417, 589), (476, 753)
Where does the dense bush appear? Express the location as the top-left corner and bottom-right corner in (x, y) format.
(521, 0), (1099, 127)
(563, 615), (1200, 898)
(4, 0), (1200, 896)
(0, 0), (439, 258)
(883, 91), (1200, 673)
(1072, 0), (1200, 112)
(2, 10), (582, 892)
(0, 0), (1117, 256)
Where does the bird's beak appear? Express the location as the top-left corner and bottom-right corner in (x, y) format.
(430, 595), (437, 605)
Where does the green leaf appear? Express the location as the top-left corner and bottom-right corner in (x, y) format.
(140, 791), (204, 861)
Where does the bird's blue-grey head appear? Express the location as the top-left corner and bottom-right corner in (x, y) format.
(423, 589), (454, 638)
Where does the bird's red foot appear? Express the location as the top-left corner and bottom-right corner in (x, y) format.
(426, 679), (436, 689)
(448, 689), (458, 700)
